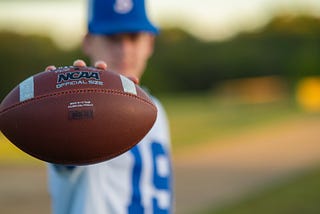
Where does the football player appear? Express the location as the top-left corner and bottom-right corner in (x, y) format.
(46, 0), (173, 213)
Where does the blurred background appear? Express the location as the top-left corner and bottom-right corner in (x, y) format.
(1, 0), (320, 213)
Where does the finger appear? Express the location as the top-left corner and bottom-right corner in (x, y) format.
(73, 59), (86, 67)
(45, 65), (56, 71)
(127, 76), (140, 85)
(94, 61), (107, 70)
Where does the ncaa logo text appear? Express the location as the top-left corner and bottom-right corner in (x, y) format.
(57, 71), (100, 83)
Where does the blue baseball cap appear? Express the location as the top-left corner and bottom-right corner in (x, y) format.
(88, 0), (159, 35)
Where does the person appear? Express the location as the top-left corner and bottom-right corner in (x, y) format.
(46, 0), (173, 213)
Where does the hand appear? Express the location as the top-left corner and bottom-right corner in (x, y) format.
(45, 59), (139, 84)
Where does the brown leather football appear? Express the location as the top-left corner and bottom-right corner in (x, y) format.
(0, 66), (157, 165)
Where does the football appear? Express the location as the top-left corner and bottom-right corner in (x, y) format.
(0, 66), (157, 165)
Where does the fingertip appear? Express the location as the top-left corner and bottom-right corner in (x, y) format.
(73, 59), (86, 67)
(128, 76), (140, 85)
(45, 65), (56, 71)
(94, 61), (107, 70)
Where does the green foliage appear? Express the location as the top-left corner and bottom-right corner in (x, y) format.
(1, 15), (320, 99)
(202, 166), (320, 214)
(142, 15), (320, 94)
(0, 31), (87, 100)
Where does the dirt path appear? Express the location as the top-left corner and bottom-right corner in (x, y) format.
(174, 116), (320, 213)
(0, 165), (50, 214)
(0, 117), (319, 214)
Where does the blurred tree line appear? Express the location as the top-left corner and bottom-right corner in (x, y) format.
(1, 15), (320, 99)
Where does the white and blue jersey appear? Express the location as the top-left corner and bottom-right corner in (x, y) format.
(47, 98), (173, 214)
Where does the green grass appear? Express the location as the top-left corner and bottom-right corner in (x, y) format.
(202, 166), (320, 214)
(161, 93), (306, 149)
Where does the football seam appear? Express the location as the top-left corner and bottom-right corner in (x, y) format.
(0, 89), (157, 114)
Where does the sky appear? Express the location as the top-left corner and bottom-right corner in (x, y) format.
(0, 0), (320, 49)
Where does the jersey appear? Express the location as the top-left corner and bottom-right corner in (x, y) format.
(47, 98), (173, 214)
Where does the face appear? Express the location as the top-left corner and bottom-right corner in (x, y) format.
(83, 32), (155, 79)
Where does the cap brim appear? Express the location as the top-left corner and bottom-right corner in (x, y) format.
(89, 21), (159, 35)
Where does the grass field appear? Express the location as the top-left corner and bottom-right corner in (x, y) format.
(202, 166), (320, 214)
(164, 94), (320, 214)
(161, 93), (307, 149)
(0, 93), (315, 162)
(1, 93), (320, 213)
